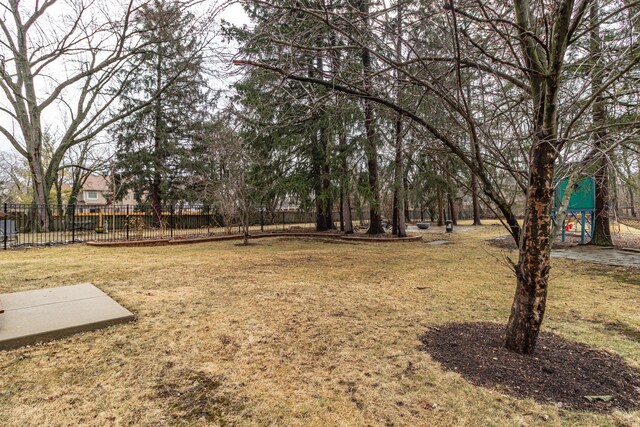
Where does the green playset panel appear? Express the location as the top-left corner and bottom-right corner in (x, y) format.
(554, 177), (595, 211)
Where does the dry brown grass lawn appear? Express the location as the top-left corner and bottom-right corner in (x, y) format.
(0, 222), (639, 426)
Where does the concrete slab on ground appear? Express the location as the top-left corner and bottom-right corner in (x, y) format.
(551, 248), (640, 269)
(0, 284), (135, 351)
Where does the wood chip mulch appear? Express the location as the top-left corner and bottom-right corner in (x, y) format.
(420, 322), (640, 411)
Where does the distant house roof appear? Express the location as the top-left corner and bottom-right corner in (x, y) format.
(83, 174), (110, 192)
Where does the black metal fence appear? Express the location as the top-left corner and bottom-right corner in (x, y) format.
(1, 203), (373, 249)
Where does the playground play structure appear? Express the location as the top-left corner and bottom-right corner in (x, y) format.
(553, 177), (596, 244)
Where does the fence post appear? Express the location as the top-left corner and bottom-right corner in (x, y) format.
(170, 204), (174, 238)
(126, 205), (130, 240)
(207, 206), (210, 234)
(282, 211), (285, 231)
(261, 210), (264, 232)
(3, 203), (7, 251)
(71, 204), (76, 243)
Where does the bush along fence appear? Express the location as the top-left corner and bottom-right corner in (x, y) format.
(1, 203), (375, 250)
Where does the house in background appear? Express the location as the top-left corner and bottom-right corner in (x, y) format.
(278, 196), (300, 211)
(77, 174), (138, 212)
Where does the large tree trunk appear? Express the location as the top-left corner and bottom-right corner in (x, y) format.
(392, 114), (406, 237)
(403, 174), (411, 223)
(391, 0), (406, 238)
(322, 177), (333, 230)
(358, 0), (384, 235)
(589, 1), (613, 246)
(314, 133), (333, 232)
(55, 174), (64, 216)
(11, 4), (50, 230)
(592, 161), (613, 245)
(364, 127), (384, 234)
(311, 49), (334, 232)
(471, 173), (482, 225)
(320, 128), (333, 231)
(243, 203), (250, 245)
(315, 196), (333, 231)
(505, 140), (556, 354)
(437, 190), (445, 226)
(327, 22), (349, 233)
(467, 75), (482, 226)
(341, 192), (354, 233)
(448, 194), (458, 226)
(504, 0), (576, 354)
(151, 177), (162, 228)
(28, 147), (51, 230)
(339, 129), (353, 234)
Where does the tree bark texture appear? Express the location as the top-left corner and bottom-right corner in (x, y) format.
(505, 0), (577, 354)
(358, 0), (384, 235)
(504, 138), (557, 354)
(589, 1), (613, 246)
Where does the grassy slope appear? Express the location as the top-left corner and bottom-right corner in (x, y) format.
(0, 223), (638, 426)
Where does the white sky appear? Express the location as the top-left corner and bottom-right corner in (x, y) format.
(0, 0), (249, 155)
(219, 1), (249, 27)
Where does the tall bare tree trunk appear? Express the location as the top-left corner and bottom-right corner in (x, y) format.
(328, 22), (352, 234)
(592, 160), (613, 245)
(470, 126), (483, 225)
(589, 1), (613, 246)
(28, 146), (51, 230)
(471, 173), (482, 225)
(311, 52), (333, 232)
(313, 128), (333, 232)
(321, 128), (334, 230)
(437, 189), (445, 226)
(11, 0), (50, 230)
(504, 0), (576, 354)
(448, 194), (458, 226)
(468, 81), (482, 226)
(340, 131), (354, 234)
(358, 0), (384, 234)
(403, 174), (411, 223)
(243, 204), (249, 245)
(505, 139), (557, 354)
(392, 0), (406, 238)
(392, 119), (407, 237)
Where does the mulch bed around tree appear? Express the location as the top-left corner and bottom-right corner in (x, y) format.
(486, 235), (518, 250)
(420, 322), (640, 411)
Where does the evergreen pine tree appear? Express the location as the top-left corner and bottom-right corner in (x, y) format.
(113, 0), (209, 224)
